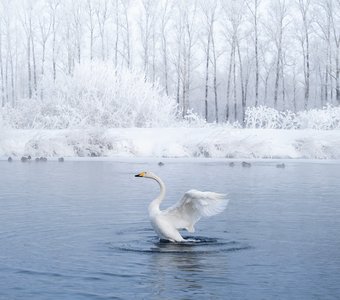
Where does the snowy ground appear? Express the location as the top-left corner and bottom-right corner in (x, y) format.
(1, 128), (340, 159)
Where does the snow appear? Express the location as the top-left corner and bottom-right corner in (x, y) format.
(1, 128), (340, 159)
(1, 63), (339, 160)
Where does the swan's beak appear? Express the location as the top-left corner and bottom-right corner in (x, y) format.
(135, 172), (145, 177)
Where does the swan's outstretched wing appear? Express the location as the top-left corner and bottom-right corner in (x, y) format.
(163, 190), (228, 233)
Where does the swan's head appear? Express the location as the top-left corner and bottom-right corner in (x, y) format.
(135, 171), (155, 179)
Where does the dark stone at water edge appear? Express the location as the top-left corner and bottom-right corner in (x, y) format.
(7, 157), (13, 162)
(229, 162), (235, 167)
(158, 162), (164, 166)
(21, 156), (28, 162)
(242, 161), (251, 168)
(276, 163), (285, 168)
(35, 157), (47, 162)
(58, 157), (64, 162)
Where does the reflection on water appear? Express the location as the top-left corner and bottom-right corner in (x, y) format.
(150, 250), (205, 296)
(0, 160), (340, 299)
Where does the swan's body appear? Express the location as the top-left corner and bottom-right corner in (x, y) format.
(135, 171), (228, 242)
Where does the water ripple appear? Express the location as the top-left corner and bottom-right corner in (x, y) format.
(112, 236), (251, 254)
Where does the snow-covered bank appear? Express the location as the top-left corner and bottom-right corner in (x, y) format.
(1, 128), (340, 159)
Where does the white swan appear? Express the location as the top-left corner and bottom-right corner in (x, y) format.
(135, 171), (228, 242)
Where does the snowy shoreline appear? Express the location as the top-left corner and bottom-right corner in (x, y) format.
(1, 128), (340, 159)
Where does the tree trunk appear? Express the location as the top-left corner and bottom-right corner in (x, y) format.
(182, 49), (187, 117)
(90, 28), (93, 61)
(293, 69), (297, 112)
(233, 47), (237, 122)
(281, 55), (285, 110)
(52, 28), (56, 81)
(9, 44), (14, 106)
(0, 29), (5, 107)
(162, 35), (169, 95)
(325, 54), (329, 104)
(5, 53), (8, 103)
(274, 47), (281, 109)
(225, 40), (234, 121)
(31, 35), (37, 96)
(27, 36), (32, 99)
(264, 72), (269, 105)
(237, 39), (246, 123)
(40, 43), (46, 100)
(123, 3), (131, 68)
(204, 27), (211, 121)
(151, 28), (156, 85)
(114, 0), (119, 69)
(336, 44), (340, 104)
(176, 40), (181, 106)
(254, 0), (259, 106)
(304, 27), (310, 109)
(211, 24), (218, 123)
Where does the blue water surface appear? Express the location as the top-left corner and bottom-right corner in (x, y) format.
(0, 159), (339, 299)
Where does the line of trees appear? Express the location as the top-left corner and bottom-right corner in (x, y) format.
(0, 0), (339, 124)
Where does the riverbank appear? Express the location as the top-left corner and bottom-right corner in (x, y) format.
(1, 128), (340, 159)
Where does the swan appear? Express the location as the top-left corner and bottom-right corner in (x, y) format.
(135, 171), (228, 242)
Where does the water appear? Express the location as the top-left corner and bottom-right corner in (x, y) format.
(0, 159), (340, 299)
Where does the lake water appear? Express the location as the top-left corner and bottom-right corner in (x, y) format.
(0, 159), (339, 299)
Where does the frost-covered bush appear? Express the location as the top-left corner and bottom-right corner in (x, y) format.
(180, 109), (207, 127)
(245, 106), (299, 129)
(245, 105), (340, 130)
(298, 105), (340, 130)
(0, 62), (178, 129)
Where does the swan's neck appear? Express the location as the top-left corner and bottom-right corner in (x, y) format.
(148, 175), (166, 216)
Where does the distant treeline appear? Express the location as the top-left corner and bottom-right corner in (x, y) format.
(0, 0), (339, 123)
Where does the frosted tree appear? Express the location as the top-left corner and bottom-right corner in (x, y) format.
(0, 20), (4, 107)
(173, 5), (183, 107)
(138, 0), (158, 80)
(38, 2), (52, 100)
(160, 0), (172, 95)
(48, 0), (60, 81)
(201, 0), (217, 121)
(181, 0), (198, 116)
(315, 0), (332, 105)
(210, 2), (220, 123)
(171, 1), (198, 116)
(86, 0), (96, 61)
(1, 0), (16, 106)
(297, 0), (312, 109)
(330, 0), (340, 104)
(246, 0), (262, 107)
(121, 0), (131, 69)
(113, 0), (120, 69)
(1, 0), (340, 127)
(71, 0), (83, 64)
(64, 5), (75, 75)
(268, 0), (289, 110)
(95, 0), (109, 61)
(20, 1), (34, 98)
(222, 0), (244, 122)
